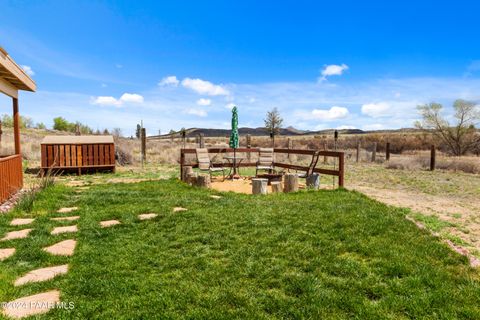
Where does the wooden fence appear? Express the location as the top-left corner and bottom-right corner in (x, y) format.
(180, 148), (345, 187)
(0, 154), (23, 203)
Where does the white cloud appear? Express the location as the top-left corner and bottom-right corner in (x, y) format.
(311, 106), (349, 120)
(181, 78), (229, 96)
(184, 108), (207, 117)
(119, 93), (144, 104)
(337, 125), (356, 130)
(361, 102), (390, 117)
(21, 65), (35, 76)
(320, 64), (348, 81)
(225, 103), (236, 110)
(91, 93), (144, 107)
(196, 98), (211, 106)
(159, 75), (179, 87)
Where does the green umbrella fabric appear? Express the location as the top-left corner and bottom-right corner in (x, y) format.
(229, 106), (239, 148)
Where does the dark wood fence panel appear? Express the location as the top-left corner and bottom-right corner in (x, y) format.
(41, 143), (115, 173)
(0, 154), (23, 203)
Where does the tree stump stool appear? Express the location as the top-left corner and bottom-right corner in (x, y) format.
(182, 166), (193, 182)
(306, 173), (320, 190)
(186, 172), (198, 185)
(196, 174), (211, 188)
(271, 181), (282, 193)
(283, 173), (299, 193)
(252, 178), (268, 195)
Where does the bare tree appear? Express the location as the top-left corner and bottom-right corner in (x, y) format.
(264, 108), (283, 147)
(112, 128), (122, 138)
(415, 99), (480, 155)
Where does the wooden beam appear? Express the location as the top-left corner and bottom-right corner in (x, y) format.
(13, 97), (20, 154)
(0, 77), (18, 98)
(0, 49), (36, 92)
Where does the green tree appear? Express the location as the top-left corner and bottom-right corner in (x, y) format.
(415, 99), (480, 155)
(53, 117), (74, 131)
(136, 124), (141, 139)
(36, 122), (46, 129)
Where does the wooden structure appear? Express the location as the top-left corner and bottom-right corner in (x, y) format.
(41, 136), (115, 174)
(180, 148), (345, 188)
(0, 47), (36, 204)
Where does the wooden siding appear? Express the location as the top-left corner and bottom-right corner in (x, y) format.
(0, 154), (23, 203)
(41, 143), (115, 172)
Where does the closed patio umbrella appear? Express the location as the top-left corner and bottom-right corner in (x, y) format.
(229, 106), (239, 177)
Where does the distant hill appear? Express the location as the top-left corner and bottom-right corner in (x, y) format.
(146, 126), (411, 139)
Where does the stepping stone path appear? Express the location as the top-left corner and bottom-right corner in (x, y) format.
(138, 213), (158, 220)
(1, 203), (160, 318)
(173, 207), (188, 212)
(210, 195), (221, 199)
(51, 225), (78, 235)
(100, 220), (121, 228)
(2, 290), (60, 319)
(1, 229), (32, 241)
(57, 207), (78, 213)
(15, 264), (69, 286)
(0, 248), (16, 261)
(10, 218), (35, 226)
(51, 216), (80, 222)
(43, 239), (77, 256)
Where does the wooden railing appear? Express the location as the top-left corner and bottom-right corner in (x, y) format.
(0, 154), (23, 203)
(180, 148), (345, 187)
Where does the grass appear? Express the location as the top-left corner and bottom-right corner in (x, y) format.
(0, 179), (480, 319)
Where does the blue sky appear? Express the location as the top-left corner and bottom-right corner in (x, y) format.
(1, 0), (480, 135)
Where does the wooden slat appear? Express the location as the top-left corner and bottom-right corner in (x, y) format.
(41, 145), (47, 168)
(99, 144), (105, 165)
(77, 145), (83, 167)
(88, 145), (93, 165)
(104, 145), (110, 164)
(71, 143), (77, 167)
(65, 145), (71, 167)
(110, 143), (115, 165)
(82, 145), (87, 166)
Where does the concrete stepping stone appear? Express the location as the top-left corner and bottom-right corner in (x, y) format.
(57, 207), (78, 213)
(10, 218), (35, 226)
(173, 207), (187, 212)
(100, 220), (121, 228)
(51, 225), (78, 235)
(43, 239), (77, 256)
(0, 248), (16, 261)
(51, 216), (80, 222)
(210, 195), (222, 199)
(2, 290), (60, 319)
(14, 264), (69, 286)
(138, 213), (158, 220)
(1, 229), (32, 241)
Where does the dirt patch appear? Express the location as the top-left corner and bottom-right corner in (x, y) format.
(351, 184), (480, 258)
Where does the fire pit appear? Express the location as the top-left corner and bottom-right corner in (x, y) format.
(256, 173), (283, 185)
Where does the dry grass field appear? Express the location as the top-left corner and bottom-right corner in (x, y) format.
(1, 128), (480, 257)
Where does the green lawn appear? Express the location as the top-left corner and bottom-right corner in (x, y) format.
(0, 179), (479, 319)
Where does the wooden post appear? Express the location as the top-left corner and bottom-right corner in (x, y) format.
(283, 173), (299, 193)
(306, 173), (320, 190)
(271, 181), (282, 193)
(246, 134), (251, 161)
(287, 138), (292, 160)
(339, 152), (345, 188)
(199, 133), (205, 148)
(371, 142), (377, 162)
(182, 166), (193, 182)
(141, 128), (146, 163)
(252, 178), (268, 194)
(323, 142), (328, 164)
(0, 120), (2, 149)
(196, 174), (211, 188)
(356, 141), (360, 163)
(13, 98), (20, 155)
(430, 145), (436, 171)
(386, 142), (390, 161)
(180, 149), (185, 180)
